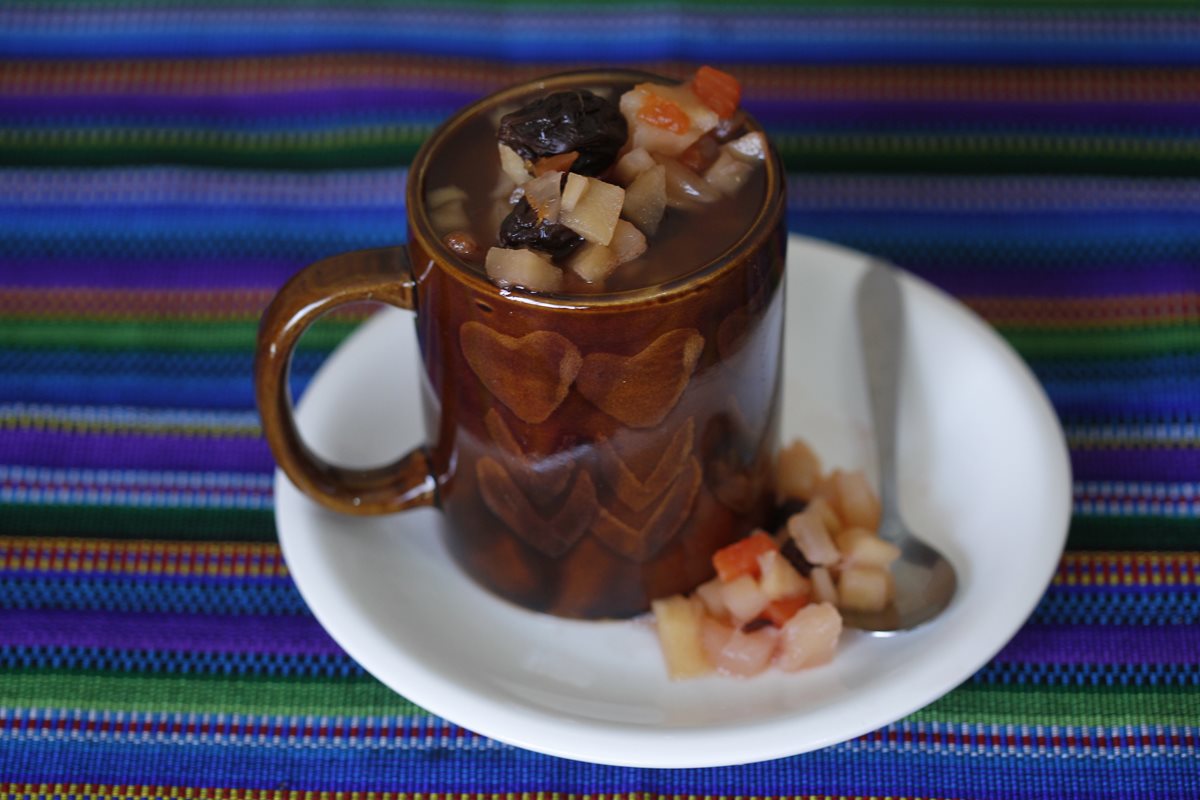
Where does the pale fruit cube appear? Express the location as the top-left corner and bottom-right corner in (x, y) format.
(776, 602), (843, 671)
(787, 507), (840, 566)
(609, 219), (648, 264)
(652, 594), (712, 679)
(427, 185), (469, 209)
(522, 170), (563, 224)
(835, 527), (901, 569)
(613, 147), (656, 185)
(776, 439), (822, 502)
(719, 574), (769, 623)
(430, 202), (469, 234)
(560, 172), (589, 212)
(498, 143), (532, 185)
(807, 496), (842, 535)
(835, 470), (882, 531)
(484, 247), (563, 293)
(620, 84), (710, 156)
(622, 164), (667, 235)
(703, 149), (756, 197)
(810, 566), (838, 605)
(699, 615), (734, 665)
(715, 626), (780, 678)
(560, 178), (625, 245)
(726, 131), (768, 162)
(837, 566), (893, 613)
(566, 242), (619, 283)
(695, 577), (729, 619)
(757, 549), (810, 601)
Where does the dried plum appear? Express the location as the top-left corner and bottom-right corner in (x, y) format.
(498, 197), (584, 259)
(498, 90), (627, 176)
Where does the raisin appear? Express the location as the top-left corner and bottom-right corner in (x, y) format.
(442, 231), (482, 262)
(498, 197), (584, 259)
(498, 90), (627, 176)
(741, 617), (773, 633)
(779, 537), (813, 577)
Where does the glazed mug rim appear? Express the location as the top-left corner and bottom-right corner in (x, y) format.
(405, 68), (787, 310)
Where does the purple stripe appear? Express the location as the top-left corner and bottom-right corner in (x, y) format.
(1071, 446), (1200, 482)
(0, 428), (274, 473)
(994, 623), (1199, 665)
(0, 257), (307, 289)
(0, 608), (341, 656)
(750, 100), (1200, 129)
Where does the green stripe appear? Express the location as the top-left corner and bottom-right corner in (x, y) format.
(0, 670), (423, 717)
(0, 504), (276, 541)
(1002, 325), (1200, 360)
(7, 134), (1200, 178)
(1068, 516), (1198, 551)
(3, 669), (1197, 727)
(0, 318), (357, 352)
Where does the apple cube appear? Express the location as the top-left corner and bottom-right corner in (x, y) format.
(566, 242), (619, 283)
(776, 439), (822, 502)
(715, 626), (779, 677)
(837, 566), (893, 613)
(810, 566), (838, 605)
(560, 177), (625, 245)
(651, 594), (712, 679)
(484, 247), (563, 293)
(787, 507), (840, 566)
(719, 574), (769, 622)
(776, 602), (843, 671)
(622, 164), (667, 235)
(757, 549), (810, 601)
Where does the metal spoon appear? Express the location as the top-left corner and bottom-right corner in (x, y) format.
(841, 260), (958, 634)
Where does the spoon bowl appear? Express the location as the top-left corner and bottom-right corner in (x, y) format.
(848, 260), (959, 633)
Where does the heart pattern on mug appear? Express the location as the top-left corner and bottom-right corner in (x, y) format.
(576, 328), (704, 428)
(597, 418), (695, 512)
(460, 322), (582, 424)
(477, 456), (597, 557)
(485, 408), (574, 497)
(591, 457), (702, 561)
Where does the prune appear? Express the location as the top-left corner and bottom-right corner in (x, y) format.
(498, 197), (584, 259)
(498, 90), (627, 176)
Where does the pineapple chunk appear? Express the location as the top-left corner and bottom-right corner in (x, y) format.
(807, 496), (842, 536)
(776, 439), (822, 502)
(498, 143), (532, 185)
(835, 527), (901, 569)
(810, 566), (838, 605)
(613, 147), (657, 185)
(566, 242), (619, 284)
(757, 550), (810, 601)
(560, 177), (625, 245)
(560, 172), (589, 212)
(695, 577), (729, 619)
(834, 470), (883, 531)
(484, 247), (563, 293)
(776, 602), (843, 671)
(719, 574), (769, 622)
(837, 566), (893, 613)
(787, 507), (840, 566)
(652, 594), (712, 679)
(622, 164), (667, 236)
(609, 219), (648, 264)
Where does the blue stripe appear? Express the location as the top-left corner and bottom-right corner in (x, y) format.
(0, 351), (330, 375)
(2, 374), (312, 410)
(0, 575), (307, 617)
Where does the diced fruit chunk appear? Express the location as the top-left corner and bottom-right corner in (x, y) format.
(700, 615), (734, 665)
(652, 595), (712, 679)
(608, 219), (648, 264)
(776, 602), (843, 671)
(522, 170), (564, 223)
(763, 594), (811, 627)
(560, 177), (625, 245)
(659, 157), (721, 209)
(712, 530), (777, 582)
(719, 574), (770, 622)
(498, 142), (533, 185)
(566, 241), (619, 283)
(484, 247), (563, 293)
(703, 149), (756, 197)
(810, 566), (838, 605)
(807, 496), (842, 535)
(757, 549), (810, 600)
(835, 527), (901, 568)
(726, 131), (768, 162)
(532, 150), (578, 176)
(787, 507), (840, 566)
(695, 577), (729, 619)
(776, 439), (822, 502)
(691, 65), (742, 119)
(613, 147), (657, 185)
(838, 566), (893, 613)
(622, 164), (667, 235)
(428, 185), (468, 209)
(714, 626), (779, 677)
(560, 172), (589, 212)
(620, 83), (717, 157)
(834, 470), (883, 531)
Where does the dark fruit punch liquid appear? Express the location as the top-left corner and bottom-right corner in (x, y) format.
(423, 77), (767, 295)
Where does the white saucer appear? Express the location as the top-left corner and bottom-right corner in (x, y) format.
(276, 235), (1071, 768)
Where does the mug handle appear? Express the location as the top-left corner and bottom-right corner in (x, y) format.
(255, 245), (438, 515)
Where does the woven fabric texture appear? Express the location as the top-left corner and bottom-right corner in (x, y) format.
(1, 2), (1198, 798)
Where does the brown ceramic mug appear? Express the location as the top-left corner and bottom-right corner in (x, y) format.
(256, 69), (787, 619)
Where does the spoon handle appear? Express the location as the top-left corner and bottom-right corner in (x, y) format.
(856, 260), (905, 527)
